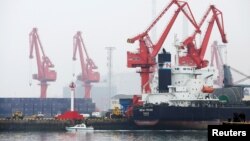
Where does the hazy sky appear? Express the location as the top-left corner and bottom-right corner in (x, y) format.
(0, 0), (250, 97)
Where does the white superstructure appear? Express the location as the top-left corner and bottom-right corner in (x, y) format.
(142, 42), (219, 107)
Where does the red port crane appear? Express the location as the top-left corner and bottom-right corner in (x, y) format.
(178, 5), (228, 68)
(127, 0), (199, 93)
(29, 28), (57, 98)
(73, 31), (100, 99)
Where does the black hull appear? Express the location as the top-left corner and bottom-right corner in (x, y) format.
(131, 104), (250, 129)
(133, 105), (250, 121)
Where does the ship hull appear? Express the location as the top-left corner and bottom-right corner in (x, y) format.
(132, 104), (250, 130)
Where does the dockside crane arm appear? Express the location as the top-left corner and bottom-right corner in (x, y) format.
(126, 0), (199, 93)
(72, 31), (100, 98)
(179, 5), (228, 68)
(199, 5), (227, 60)
(151, 1), (200, 57)
(127, 0), (200, 58)
(29, 28), (55, 79)
(73, 31), (88, 80)
(29, 28), (43, 77)
(28, 27), (56, 98)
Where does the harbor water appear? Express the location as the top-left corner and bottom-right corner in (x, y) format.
(0, 130), (207, 141)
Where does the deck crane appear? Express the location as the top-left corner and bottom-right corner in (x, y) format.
(178, 5), (228, 68)
(127, 0), (200, 93)
(73, 31), (100, 99)
(29, 28), (57, 98)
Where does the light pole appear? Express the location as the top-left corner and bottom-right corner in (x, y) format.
(105, 47), (115, 110)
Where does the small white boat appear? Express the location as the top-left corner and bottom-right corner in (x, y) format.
(65, 123), (94, 132)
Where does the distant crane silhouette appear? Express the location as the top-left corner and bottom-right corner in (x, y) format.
(29, 28), (57, 98)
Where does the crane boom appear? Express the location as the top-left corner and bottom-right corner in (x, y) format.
(29, 28), (57, 98)
(127, 0), (199, 93)
(73, 31), (100, 99)
(127, 0), (199, 44)
(179, 5), (227, 68)
(73, 32), (88, 81)
(199, 6), (227, 59)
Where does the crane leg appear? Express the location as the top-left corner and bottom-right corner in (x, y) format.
(140, 67), (151, 93)
(40, 82), (48, 98)
(84, 83), (92, 99)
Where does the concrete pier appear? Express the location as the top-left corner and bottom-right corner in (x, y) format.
(0, 119), (70, 131)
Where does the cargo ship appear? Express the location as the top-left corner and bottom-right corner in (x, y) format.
(85, 49), (250, 130)
(128, 50), (250, 130)
(117, 0), (245, 130)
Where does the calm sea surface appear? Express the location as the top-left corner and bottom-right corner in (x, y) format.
(0, 130), (207, 141)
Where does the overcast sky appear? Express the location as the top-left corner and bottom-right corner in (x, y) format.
(0, 0), (249, 97)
